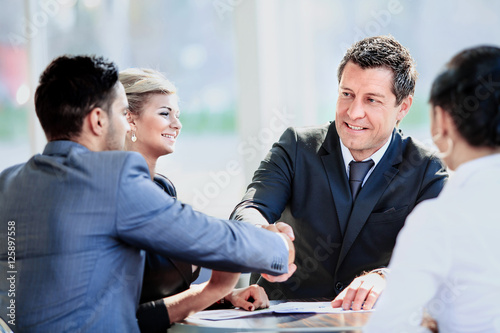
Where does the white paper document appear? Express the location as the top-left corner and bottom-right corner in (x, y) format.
(188, 302), (373, 321)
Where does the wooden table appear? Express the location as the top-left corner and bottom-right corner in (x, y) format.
(169, 300), (372, 333)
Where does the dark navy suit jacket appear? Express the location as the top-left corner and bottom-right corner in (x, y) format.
(231, 122), (448, 300)
(0, 141), (289, 332)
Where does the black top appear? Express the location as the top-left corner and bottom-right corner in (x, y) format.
(136, 174), (200, 332)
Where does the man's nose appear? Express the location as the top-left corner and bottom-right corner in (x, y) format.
(347, 98), (365, 119)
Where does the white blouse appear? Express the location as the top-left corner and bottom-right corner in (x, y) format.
(364, 153), (500, 333)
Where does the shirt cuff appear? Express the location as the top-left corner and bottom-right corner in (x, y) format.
(370, 268), (390, 278)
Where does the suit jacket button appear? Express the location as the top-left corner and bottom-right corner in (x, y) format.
(335, 282), (344, 291)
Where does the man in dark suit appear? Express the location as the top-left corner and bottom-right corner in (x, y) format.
(231, 35), (448, 310)
(0, 55), (294, 332)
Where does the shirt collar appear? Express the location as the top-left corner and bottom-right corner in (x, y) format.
(445, 153), (500, 190)
(340, 134), (392, 181)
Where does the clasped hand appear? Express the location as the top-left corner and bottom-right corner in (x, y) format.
(261, 222), (297, 283)
(224, 284), (270, 311)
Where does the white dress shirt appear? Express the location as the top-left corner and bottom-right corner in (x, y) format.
(364, 153), (500, 333)
(339, 135), (392, 185)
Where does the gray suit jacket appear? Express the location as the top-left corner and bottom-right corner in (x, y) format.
(0, 141), (288, 332)
(231, 122), (448, 300)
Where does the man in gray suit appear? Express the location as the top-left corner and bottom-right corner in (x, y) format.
(0, 55), (295, 332)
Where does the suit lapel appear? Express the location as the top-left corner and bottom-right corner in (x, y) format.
(320, 124), (353, 235)
(336, 129), (403, 270)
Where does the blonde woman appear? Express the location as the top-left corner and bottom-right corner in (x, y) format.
(120, 69), (269, 332)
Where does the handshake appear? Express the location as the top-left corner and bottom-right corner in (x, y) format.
(260, 222), (297, 283)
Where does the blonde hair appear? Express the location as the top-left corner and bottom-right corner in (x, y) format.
(119, 68), (177, 116)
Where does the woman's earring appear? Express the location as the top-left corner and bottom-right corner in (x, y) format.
(432, 132), (453, 159)
(131, 132), (137, 143)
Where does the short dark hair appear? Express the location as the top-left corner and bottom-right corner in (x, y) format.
(430, 46), (500, 147)
(337, 35), (418, 106)
(34, 55), (119, 141)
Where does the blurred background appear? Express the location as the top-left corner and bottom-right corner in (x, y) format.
(1, 0), (500, 281)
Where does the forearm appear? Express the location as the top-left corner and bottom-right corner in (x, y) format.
(162, 282), (210, 324)
(164, 271), (240, 323)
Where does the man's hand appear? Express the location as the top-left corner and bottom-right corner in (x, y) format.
(268, 222), (295, 241)
(261, 222), (297, 283)
(224, 285), (270, 311)
(330, 272), (386, 310)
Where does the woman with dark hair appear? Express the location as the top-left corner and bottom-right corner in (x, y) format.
(364, 46), (500, 332)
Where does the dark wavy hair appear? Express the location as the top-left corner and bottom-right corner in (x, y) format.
(34, 55), (119, 141)
(337, 35), (418, 106)
(430, 46), (500, 147)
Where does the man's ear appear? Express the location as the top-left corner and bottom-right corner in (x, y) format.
(87, 107), (108, 136)
(396, 95), (413, 122)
